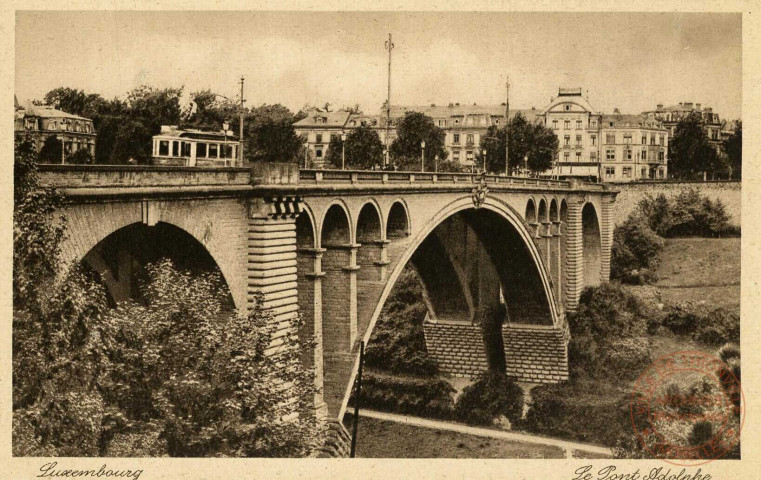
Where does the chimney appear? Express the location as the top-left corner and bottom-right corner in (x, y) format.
(455, 103), (460, 106)
(614, 107), (620, 114)
(657, 104), (663, 109)
(696, 103), (701, 111)
(448, 103), (454, 108)
(431, 103), (436, 107)
(684, 102), (693, 108)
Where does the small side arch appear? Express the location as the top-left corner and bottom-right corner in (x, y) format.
(525, 198), (537, 223)
(549, 198), (559, 222)
(538, 198), (548, 223)
(356, 200), (384, 243)
(296, 205), (317, 249)
(321, 202), (353, 247)
(387, 200), (411, 239)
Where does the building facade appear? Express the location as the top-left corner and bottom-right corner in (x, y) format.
(14, 97), (96, 161)
(152, 125), (240, 166)
(294, 88), (670, 182)
(642, 102), (722, 149)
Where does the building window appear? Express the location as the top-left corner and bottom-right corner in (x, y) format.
(316, 149), (323, 158)
(552, 120), (558, 130)
(466, 134), (474, 145)
(197, 142), (207, 157)
(453, 150), (460, 162)
(576, 135), (582, 145)
(209, 144), (219, 158)
(641, 167), (647, 178)
(591, 135), (596, 146)
(591, 120), (597, 128)
(454, 119), (460, 125)
(438, 119), (445, 127)
(606, 148), (615, 160)
(576, 120), (582, 129)
(158, 140), (169, 156)
(660, 135), (665, 146)
(650, 134), (656, 145)
(453, 133), (460, 144)
(623, 167), (632, 178)
(590, 151), (597, 161)
(466, 151), (474, 162)
(564, 120), (570, 129)
(659, 169), (665, 178)
(641, 135), (647, 144)
(659, 151), (665, 162)
(564, 135), (570, 146)
(495, 119), (500, 125)
(626, 149), (632, 160)
(624, 133), (632, 144)
(605, 167), (615, 177)
(642, 149), (647, 160)
(575, 151), (581, 161)
(316, 133), (322, 144)
(564, 151), (570, 162)
(606, 133), (615, 144)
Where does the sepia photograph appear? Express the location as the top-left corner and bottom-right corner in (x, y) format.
(7, 6), (751, 478)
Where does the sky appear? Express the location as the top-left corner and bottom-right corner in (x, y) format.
(15, 11), (742, 120)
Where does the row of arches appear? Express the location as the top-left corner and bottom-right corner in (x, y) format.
(524, 197), (566, 224)
(296, 200), (410, 249)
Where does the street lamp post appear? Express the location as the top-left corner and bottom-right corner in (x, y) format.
(341, 131), (347, 170)
(524, 155), (529, 178)
(420, 140), (426, 172)
(223, 120), (230, 166)
(482, 148), (487, 173)
(434, 154), (439, 173)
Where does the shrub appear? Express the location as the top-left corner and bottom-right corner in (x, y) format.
(454, 372), (524, 426)
(717, 343), (741, 364)
(599, 337), (653, 381)
(660, 303), (739, 346)
(637, 188), (738, 238)
(523, 382), (632, 447)
(611, 216), (664, 284)
(352, 370), (456, 419)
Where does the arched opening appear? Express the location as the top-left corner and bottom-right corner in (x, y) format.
(356, 203), (382, 244)
(582, 203), (602, 287)
(538, 199), (548, 224)
(387, 201), (410, 239)
(296, 210), (316, 249)
(525, 199), (536, 223)
(549, 199), (559, 223)
(356, 203), (385, 286)
(81, 222), (233, 309)
(321, 204), (351, 246)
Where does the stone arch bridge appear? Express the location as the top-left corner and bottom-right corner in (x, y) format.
(38, 164), (617, 424)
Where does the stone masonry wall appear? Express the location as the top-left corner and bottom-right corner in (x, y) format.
(611, 181), (741, 226)
(423, 323), (489, 378)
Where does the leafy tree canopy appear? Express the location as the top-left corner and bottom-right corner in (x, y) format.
(722, 121), (742, 180)
(325, 125), (384, 170)
(668, 112), (724, 179)
(478, 113), (558, 175)
(390, 111), (447, 171)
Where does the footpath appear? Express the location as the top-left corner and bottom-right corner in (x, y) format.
(357, 409), (613, 459)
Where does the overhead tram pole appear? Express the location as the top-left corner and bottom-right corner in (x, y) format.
(239, 76), (246, 166)
(505, 76), (510, 176)
(384, 34), (394, 168)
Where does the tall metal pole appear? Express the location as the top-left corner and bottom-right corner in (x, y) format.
(505, 77), (510, 176)
(384, 34), (394, 168)
(350, 341), (365, 458)
(239, 76), (245, 166)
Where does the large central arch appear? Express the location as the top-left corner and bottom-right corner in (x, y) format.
(336, 194), (561, 418)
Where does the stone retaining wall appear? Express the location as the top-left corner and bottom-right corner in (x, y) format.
(611, 181), (741, 226)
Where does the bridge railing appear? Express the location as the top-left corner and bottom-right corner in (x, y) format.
(299, 169), (577, 188)
(36, 164), (253, 188)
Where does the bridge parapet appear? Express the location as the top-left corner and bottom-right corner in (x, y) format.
(299, 168), (578, 188)
(37, 164), (252, 189)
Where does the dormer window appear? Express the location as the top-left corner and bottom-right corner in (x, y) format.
(565, 104), (571, 111)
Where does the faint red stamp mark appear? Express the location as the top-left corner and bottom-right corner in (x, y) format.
(630, 350), (743, 465)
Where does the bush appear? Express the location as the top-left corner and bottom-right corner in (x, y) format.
(637, 188), (738, 238)
(611, 216), (663, 284)
(454, 372), (523, 426)
(353, 370), (456, 419)
(523, 382), (632, 447)
(660, 303), (739, 346)
(599, 337), (653, 381)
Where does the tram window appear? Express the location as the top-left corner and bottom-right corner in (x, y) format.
(172, 141), (179, 156)
(209, 144), (219, 158)
(158, 141), (169, 156)
(197, 143), (207, 157)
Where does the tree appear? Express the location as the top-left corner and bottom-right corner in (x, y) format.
(44, 87), (90, 115)
(38, 136), (63, 164)
(243, 104), (304, 164)
(390, 112), (447, 170)
(326, 125), (384, 170)
(110, 119), (154, 164)
(67, 148), (94, 165)
(477, 113), (558, 175)
(723, 121), (742, 180)
(668, 113), (722, 179)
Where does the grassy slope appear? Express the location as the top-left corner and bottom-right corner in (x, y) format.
(649, 237), (740, 312)
(348, 415), (564, 459)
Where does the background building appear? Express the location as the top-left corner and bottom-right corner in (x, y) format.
(15, 96), (96, 161)
(598, 114), (668, 181)
(152, 125), (240, 166)
(643, 102), (722, 153)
